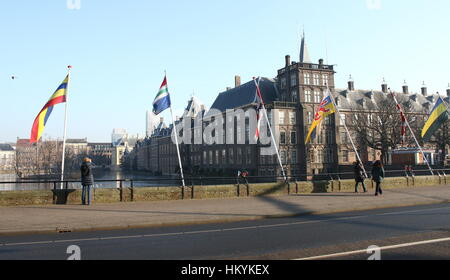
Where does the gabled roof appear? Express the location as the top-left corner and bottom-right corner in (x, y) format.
(182, 96), (206, 119)
(335, 88), (444, 114)
(207, 77), (278, 117)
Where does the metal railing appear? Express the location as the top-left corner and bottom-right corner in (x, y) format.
(0, 168), (448, 192)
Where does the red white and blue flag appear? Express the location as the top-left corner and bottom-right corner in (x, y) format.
(254, 78), (265, 141)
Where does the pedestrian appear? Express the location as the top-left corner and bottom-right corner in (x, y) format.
(371, 160), (385, 196)
(80, 157), (94, 205)
(354, 160), (367, 193)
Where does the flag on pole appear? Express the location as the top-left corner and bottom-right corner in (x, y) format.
(398, 104), (407, 144)
(254, 79), (265, 141)
(305, 95), (336, 144)
(389, 91), (407, 144)
(421, 96), (449, 142)
(153, 76), (171, 115)
(30, 75), (69, 143)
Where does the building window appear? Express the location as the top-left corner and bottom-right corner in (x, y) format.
(342, 150), (349, 162)
(290, 131), (297, 144)
(280, 151), (287, 165)
(229, 148), (234, 164)
(290, 73), (297, 86)
(291, 150), (297, 164)
(340, 132), (347, 144)
(340, 114), (346, 126)
(318, 150), (323, 163)
(209, 151), (213, 165)
(314, 90), (322, 103)
(304, 73), (310, 85)
(313, 74), (320, 85)
(246, 147), (252, 164)
(307, 111), (313, 124)
(291, 90), (298, 102)
(222, 149), (227, 164)
(322, 74), (329, 86)
(281, 78), (287, 89)
(327, 130), (334, 144)
(237, 148), (242, 164)
(305, 90), (312, 103)
(289, 112), (296, 125)
(279, 111), (285, 124)
(280, 131), (286, 144)
(215, 150), (219, 165)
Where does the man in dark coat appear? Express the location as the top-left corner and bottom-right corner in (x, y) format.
(354, 160), (367, 193)
(81, 157), (94, 205)
(372, 160), (385, 196)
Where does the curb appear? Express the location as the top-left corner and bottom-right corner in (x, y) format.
(1, 199), (449, 237)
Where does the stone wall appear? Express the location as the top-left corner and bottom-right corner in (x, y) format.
(0, 175), (447, 207)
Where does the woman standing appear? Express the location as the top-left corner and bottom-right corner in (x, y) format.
(354, 160), (367, 193)
(371, 160), (385, 196)
(80, 157), (94, 205)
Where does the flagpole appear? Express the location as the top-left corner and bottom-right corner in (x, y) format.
(389, 89), (434, 175)
(326, 85), (368, 178)
(254, 77), (287, 181)
(60, 66), (71, 189)
(165, 72), (186, 188)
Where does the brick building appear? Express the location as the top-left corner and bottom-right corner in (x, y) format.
(126, 35), (449, 177)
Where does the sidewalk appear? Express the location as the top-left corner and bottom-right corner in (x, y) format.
(1, 185), (450, 235)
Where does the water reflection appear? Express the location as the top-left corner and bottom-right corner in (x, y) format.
(0, 170), (178, 191)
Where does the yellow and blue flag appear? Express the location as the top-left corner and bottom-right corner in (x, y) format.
(421, 96), (449, 142)
(305, 95), (336, 144)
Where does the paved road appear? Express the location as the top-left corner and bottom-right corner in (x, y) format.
(1, 203), (449, 260)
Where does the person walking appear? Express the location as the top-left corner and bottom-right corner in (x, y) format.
(354, 160), (367, 193)
(80, 157), (94, 205)
(371, 160), (385, 196)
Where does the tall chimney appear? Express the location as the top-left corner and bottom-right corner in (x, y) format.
(421, 82), (427, 96)
(235, 75), (241, 88)
(285, 55), (291, 67)
(402, 81), (409, 94)
(381, 80), (388, 93)
(319, 59), (324, 67)
(447, 84), (450, 97)
(347, 75), (354, 91)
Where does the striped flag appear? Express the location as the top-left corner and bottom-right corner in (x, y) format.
(305, 94), (336, 144)
(30, 75), (69, 143)
(153, 76), (171, 115)
(390, 91), (407, 144)
(254, 79), (265, 141)
(422, 96), (449, 142)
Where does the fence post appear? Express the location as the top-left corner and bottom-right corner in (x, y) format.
(191, 185), (194, 199)
(53, 181), (57, 204)
(130, 180), (134, 202)
(119, 180), (123, 202)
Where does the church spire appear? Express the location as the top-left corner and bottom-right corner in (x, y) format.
(300, 30), (312, 63)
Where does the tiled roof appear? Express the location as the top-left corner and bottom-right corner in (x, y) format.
(207, 77), (278, 117)
(334, 88), (446, 114)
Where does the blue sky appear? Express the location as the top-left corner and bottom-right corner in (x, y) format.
(1, 0), (449, 143)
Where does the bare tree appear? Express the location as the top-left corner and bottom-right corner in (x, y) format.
(347, 95), (425, 165)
